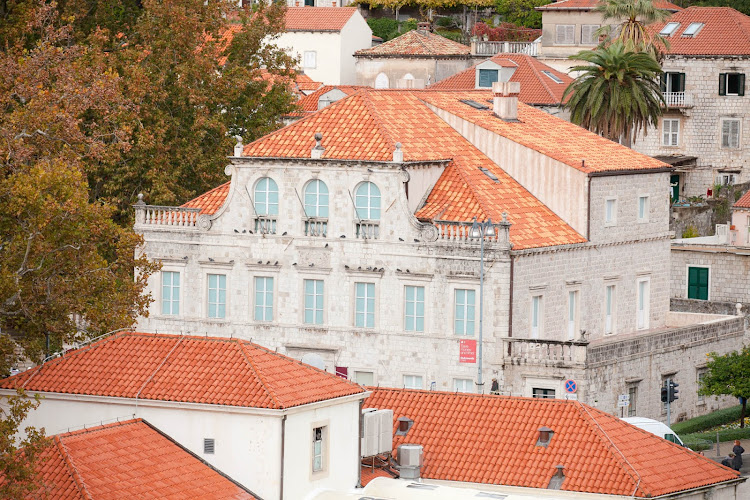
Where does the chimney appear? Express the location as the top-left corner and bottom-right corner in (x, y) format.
(492, 81), (521, 121)
(393, 142), (403, 163)
(311, 132), (325, 159)
(547, 465), (566, 490)
(417, 22), (430, 34)
(536, 426), (554, 447)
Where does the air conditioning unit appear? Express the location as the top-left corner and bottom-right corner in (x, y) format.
(361, 409), (393, 457)
(397, 444), (423, 480)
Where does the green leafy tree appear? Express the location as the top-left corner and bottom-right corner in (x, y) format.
(563, 41), (664, 144)
(495, 0), (549, 29)
(595, 0), (672, 59)
(699, 346), (750, 428)
(0, 389), (49, 499)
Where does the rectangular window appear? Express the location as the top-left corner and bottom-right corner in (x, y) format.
(581, 24), (600, 44)
(638, 196), (649, 222)
(454, 289), (476, 336)
(697, 370), (706, 402)
(661, 72), (685, 93)
(304, 51), (317, 69)
(531, 295), (542, 339)
(404, 286), (425, 332)
(605, 285), (615, 334)
(161, 271), (180, 315)
(721, 119), (741, 148)
(719, 73), (745, 96)
(355, 282), (375, 328)
(568, 290), (579, 340)
(605, 198), (616, 225)
(628, 386), (637, 417)
(312, 427), (324, 472)
(304, 279), (324, 324)
(637, 278), (650, 330)
(659, 22), (680, 36)
(532, 388), (555, 399)
(354, 371), (374, 386)
(207, 274), (226, 319)
(453, 378), (473, 393)
(403, 374), (423, 389)
(254, 277), (274, 321)
(687, 266), (709, 300)
(662, 119), (679, 146)
(555, 24), (575, 44)
(478, 69), (499, 88)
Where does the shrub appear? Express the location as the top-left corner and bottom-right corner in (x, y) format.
(672, 405), (742, 434)
(367, 18), (398, 40)
(681, 225), (700, 238)
(436, 30), (465, 43)
(681, 426), (750, 445)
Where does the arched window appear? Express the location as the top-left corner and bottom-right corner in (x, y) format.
(254, 177), (279, 216)
(403, 73), (415, 80)
(355, 182), (381, 220)
(375, 72), (389, 89)
(304, 180), (329, 218)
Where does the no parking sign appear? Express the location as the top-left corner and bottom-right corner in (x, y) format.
(564, 379), (577, 394)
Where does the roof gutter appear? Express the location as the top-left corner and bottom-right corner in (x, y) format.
(587, 166), (673, 177)
(645, 476), (746, 499)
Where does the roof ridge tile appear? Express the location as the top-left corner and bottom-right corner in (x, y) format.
(236, 340), (282, 409)
(54, 435), (92, 499)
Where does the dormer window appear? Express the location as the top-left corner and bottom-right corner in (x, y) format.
(659, 22), (680, 37)
(682, 22), (704, 37)
(478, 69), (499, 88)
(254, 177), (278, 234)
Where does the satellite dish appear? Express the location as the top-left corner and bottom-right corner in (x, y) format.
(300, 353), (326, 371)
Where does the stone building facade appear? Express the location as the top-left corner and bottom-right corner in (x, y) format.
(136, 87), (744, 420)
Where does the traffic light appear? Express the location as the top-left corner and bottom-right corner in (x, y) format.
(668, 381), (679, 402)
(661, 384), (668, 403)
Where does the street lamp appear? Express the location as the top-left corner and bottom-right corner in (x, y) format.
(470, 217), (495, 394)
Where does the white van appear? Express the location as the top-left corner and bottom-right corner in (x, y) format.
(622, 417), (685, 446)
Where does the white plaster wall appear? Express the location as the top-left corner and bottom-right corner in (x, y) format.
(275, 32), (343, 85)
(355, 57), (472, 88)
(339, 13), (372, 85)
(732, 207), (750, 246)
(539, 10), (611, 58)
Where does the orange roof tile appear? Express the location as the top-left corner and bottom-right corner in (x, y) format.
(734, 189), (750, 208)
(29, 419), (256, 499)
(360, 465), (399, 486)
(365, 388), (739, 497)
(649, 7), (750, 56)
(295, 72), (324, 92)
(0, 332), (364, 409)
(429, 53), (573, 105)
(285, 7), (357, 32)
(355, 30), (470, 57)
(537, 0), (681, 11)
(182, 181), (230, 214)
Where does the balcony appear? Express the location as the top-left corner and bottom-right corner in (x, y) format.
(304, 219), (328, 237)
(134, 205), (201, 229)
(254, 216), (277, 235)
(471, 39), (540, 57)
(433, 220), (511, 247)
(663, 92), (693, 108)
(356, 221), (379, 240)
(502, 338), (588, 368)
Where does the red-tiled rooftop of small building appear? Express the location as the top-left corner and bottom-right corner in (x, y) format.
(365, 388), (739, 497)
(355, 29), (470, 57)
(295, 72), (324, 92)
(537, 0), (681, 11)
(285, 7), (357, 32)
(28, 419), (257, 499)
(648, 7), (750, 56)
(0, 332), (365, 409)
(429, 53), (573, 105)
(291, 85), (368, 116)
(734, 189), (750, 208)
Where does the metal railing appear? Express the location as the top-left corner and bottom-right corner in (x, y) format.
(663, 92), (693, 107)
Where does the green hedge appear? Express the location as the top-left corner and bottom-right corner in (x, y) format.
(681, 426), (750, 445)
(671, 405), (743, 435)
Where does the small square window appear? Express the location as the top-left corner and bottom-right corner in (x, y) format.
(403, 374), (423, 389)
(453, 378), (473, 393)
(532, 388), (555, 399)
(719, 73), (745, 96)
(304, 51), (317, 69)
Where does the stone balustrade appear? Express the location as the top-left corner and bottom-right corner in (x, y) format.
(471, 40), (539, 57)
(134, 204), (201, 228)
(433, 220), (511, 247)
(502, 338), (589, 367)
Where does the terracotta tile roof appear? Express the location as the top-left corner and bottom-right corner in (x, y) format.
(285, 7), (357, 32)
(365, 388), (739, 497)
(240, 89), (584, 249)
(734, 189), (750, 208)
(429, 53), (573, 105)
(182, 181), (230, 214)
(31, 419), (256, 499)
(295, 72), (324, 92)
(355, 30), (470, 57)
(649, 7), (750, 56)
(290, 85), (368, 116)
(537, 0), (681, 11)
(0, 332), (364, 409)
(417, 90), (670, 174)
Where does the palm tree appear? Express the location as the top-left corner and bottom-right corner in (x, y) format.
(563, 41), (665, 145)
(595, 0), (672, 60)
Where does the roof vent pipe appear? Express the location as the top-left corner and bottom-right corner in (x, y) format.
(393, 142), (403, 163)
(536, 426), (554, 447)
(492, 81), (521, 122)
(311, 132), (325, 159)
(547, 465), (566, 490)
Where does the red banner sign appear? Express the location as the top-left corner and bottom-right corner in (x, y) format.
(459, 339), (477, 363)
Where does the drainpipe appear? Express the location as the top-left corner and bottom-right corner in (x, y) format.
(357, 399), (364, 487)
(508, 254), (514, 339)
(586, 175), (592, 240)
(280, 415), (286, 500)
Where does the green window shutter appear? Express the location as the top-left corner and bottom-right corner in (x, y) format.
(678, 73), (686, 92)
(719, 73), (727, 96)
(688, 267), (698, 299)
(739, 74), (746, 96)
(698, 268), (709, 300)
(688, 267), (709, 300)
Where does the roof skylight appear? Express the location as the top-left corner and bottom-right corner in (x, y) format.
(682, 22), (704, 37)
(460, 99), (489, 110)
(542, 70), (564, 84)
(659, 22), (680, 36)
(479, 167), (499, 182)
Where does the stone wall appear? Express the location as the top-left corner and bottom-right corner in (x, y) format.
(671, 298), (746, 317)
(354, 56), (472, 88)
(671, 244), (750, 304)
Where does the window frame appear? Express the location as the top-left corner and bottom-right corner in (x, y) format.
(721, 118), (741, 149)
(354, 181), (381, 221)
(254, 276), (274, 322)
(354, 282), (376, 328)
(403, 374), (423, 389)
(531, 295), (543, 339)
(567, 289), (579, 340)
(303, 179), (329, 219)
(311, 424), (328, 477)
(303, 50), (317, 69)
(478, 68), (499, 88)
(662, 118), (680, 146)
(554, 24), (575, 45)
(353, 370), (375, 386)
(697, 369), (707, 403)
(303, 279), (324, 325)
(580, 24), (600, 45)
(404, 285), (425, 332)
(636, 277), (650, 330)
(719, 73), (745, 97)
(254, 177), (279, 216)
(638, 195), (650, 223)
(453, 378), (474, 393)
(686, 265), (710, 301)
(454, 288), (476, 336)
(604, 284), (616, 335)
(532, 387), (556, 399)
(604, 197), (617, 226)
(628, 385), (638, 417)
(207, 273), (227, 319)
(161, 270), (181, 316)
